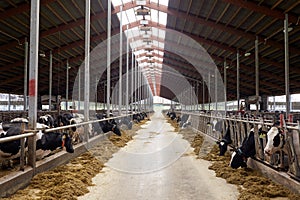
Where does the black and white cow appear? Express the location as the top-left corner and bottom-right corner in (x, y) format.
(96, 113), (121, 136)
(69, 113), (93, 143)
(0, 126), (25, 167)
(38, 114), (55, 128)
(35, 130), (74, 159)
(216, 124), (232, 156)
(55, 113), (74, 127)
(0, 118), (74, 167)
(168, 111), (176, 120)
(230, 125), (262, 169)
(179, 114), (191, 128)
(117, 116), (133, 130)
(264, 125), (285, 156)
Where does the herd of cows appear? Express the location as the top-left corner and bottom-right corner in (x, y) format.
(166, 111), (297, 171)
(0, 111), (149, 168)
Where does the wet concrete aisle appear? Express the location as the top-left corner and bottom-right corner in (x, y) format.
(79, 106), (239, 200)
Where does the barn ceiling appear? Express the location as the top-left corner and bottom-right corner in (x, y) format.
(0, 0), (300, 104)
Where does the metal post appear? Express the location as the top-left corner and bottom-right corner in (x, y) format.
(8, 93), (11, 111)
(284, 14), (290, 116)
(49, 50), (52, 111)
(118, 5), (123, 116)
(66, 59), (69, 111)
(196, 81), (199, 111)
(126, 25), (129, 115)
(202, 79), (205, 110)
(137, 63), (140, 111)
(84, 0), (90, 142)
(103, 82), (106, 110)
(255, 36), (259, 112)
(131, 50), (134, 112)
(237, 51), (240, 111)
(107, 0), (111, 116)
(215, 68), (218, 112)
(78, 67), (81, 110)
(95, 79), (97, 110)
(208, 72), (211, 111)
(135, 59), (137, 111)
(28, 0), (40, 172)
(224, 60), (227, 114)
(24, 38), (28, 111)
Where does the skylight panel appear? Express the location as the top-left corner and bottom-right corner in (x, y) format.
(150, 0), (169, 7)
(111, 0), (132, 6)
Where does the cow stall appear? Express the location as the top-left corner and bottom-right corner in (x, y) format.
(167, 111), (300, 192)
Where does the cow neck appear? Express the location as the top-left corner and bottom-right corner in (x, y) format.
(277, 127), (286, 149)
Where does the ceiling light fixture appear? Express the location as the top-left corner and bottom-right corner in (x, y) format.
(244, 52), (251, 57)
(135, 8), (151, 16)
(140, 26), (151, 32)
(39, 51), (46, 57)
(283, 27), (293, 33)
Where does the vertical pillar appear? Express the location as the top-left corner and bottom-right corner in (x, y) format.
(215, 68), (218, 111)
(208, 72), (211, 111)
(84, 0), (90, 142)
(66, 59), (69, 111)
(224, 60), (227, 114)
(131, 50), (134, 112)
(24, 38), (28, 111)
(126, 25), (129, 115)
(284, 14), (290, 116)
(8, 93), (11, 111)
(49, 50), (52, 111)
(202, 79), (205, 110)
(28, 0), (40, 172)
(107, 0), (111, 116)
(118, 5), (123, 116)
(78, 68), (81, 110)
(236, 51), (240, 111)
(255, 36), (259, 112)
(135, 59), (137, 111)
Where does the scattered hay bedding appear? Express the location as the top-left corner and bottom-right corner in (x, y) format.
(165, 118), (300, 200)
(2, 121), (146, 200)
(203, 146), (300, 200)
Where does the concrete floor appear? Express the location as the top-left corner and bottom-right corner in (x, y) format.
(79, 106), (239, 200)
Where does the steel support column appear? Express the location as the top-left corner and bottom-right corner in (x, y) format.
(24, 38), (28, 111)
(107, 0), (111, 116)
(224, 60), (227, 114)
(126, 25), (129, 115)
(236, 51), (240, 111)
(118, 5), (123, 116)
(255, 36), (259, 112)
(284, 14), (290, 116)
(49, 50), (52, 111)
(131, 50), (134, 112)
(66, 59), (69, 111)
(84, 0), (90, 142)
(28, 0), (40, 172)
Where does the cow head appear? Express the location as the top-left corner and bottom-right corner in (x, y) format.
(62, 133), (74, 153)
(112, 124), (121, 136)
(264, 126), (285, 156)
(217, 127), (232, 156)
(230, 150), (248, 169)
(38, 115), (54, 128)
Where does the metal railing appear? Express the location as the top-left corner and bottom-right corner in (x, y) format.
(169, 111), (300, 180)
